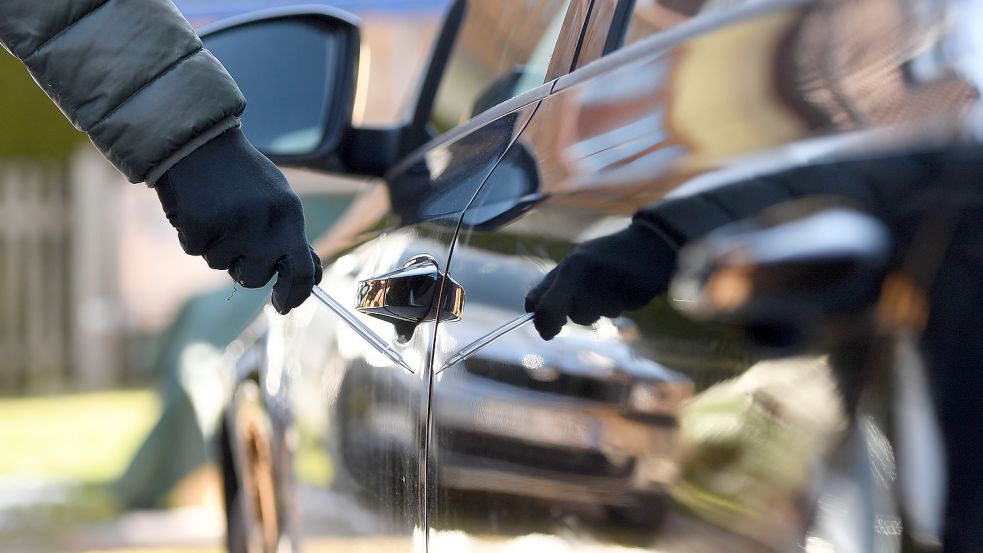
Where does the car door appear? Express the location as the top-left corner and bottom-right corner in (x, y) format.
(429, 0), (975, 551)
(274, 1), (588, 551)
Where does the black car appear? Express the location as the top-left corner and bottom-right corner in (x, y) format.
(200, 0), (979, 552)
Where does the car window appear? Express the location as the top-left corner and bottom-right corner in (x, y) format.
(617, 0), (764, 48)
(430, 0), (573, 133)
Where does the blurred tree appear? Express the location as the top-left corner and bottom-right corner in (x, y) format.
(0, 50), (84, 160)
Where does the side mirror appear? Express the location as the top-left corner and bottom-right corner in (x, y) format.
(199, 8), (360, 170)
(669, 199), (892, 349)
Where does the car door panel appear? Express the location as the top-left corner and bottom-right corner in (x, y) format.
(428, 0), (976, 551)
(269, 87), (542, 551)
(280, 229), (448, 553)
(225, 0), (980, 550)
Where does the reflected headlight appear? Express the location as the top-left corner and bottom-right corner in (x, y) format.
(522, 353), (560, 382)
(628, 381), (693, 415)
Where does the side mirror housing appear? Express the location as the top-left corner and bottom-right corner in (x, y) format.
(199, 7), (360, 171)
(199, 1), (467, 178)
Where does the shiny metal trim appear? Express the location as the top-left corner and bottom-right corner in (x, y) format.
(553, 0), (813, 93)
(385, 82), (553, 179)
(355, 254), (442, 321)
(354, 255), (466, 342)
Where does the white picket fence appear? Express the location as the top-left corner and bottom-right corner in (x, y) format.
(0, 149), (122, 391)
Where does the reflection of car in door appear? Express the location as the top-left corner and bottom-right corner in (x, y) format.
(334, 241), (692, 519)
(198, 0), (981, 552)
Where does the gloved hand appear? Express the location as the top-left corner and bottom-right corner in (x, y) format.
(524, 223), (676, 340)
(155, 127), (322, 314)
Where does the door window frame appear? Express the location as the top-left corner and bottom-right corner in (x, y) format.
(572, 0), (811, 71)
(389, 0), (598, 180)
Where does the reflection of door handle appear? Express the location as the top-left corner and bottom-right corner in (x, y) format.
(356, 254), (466, 343)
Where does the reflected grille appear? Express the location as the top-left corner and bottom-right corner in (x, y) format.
(463, 358), (627, 403)
(439, 430), (631, 477)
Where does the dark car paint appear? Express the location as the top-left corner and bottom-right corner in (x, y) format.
(219, 0), (979, 551)
(334, 241), (690, 503)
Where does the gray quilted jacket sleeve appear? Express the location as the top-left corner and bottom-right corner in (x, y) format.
(0, 0), (246, 184)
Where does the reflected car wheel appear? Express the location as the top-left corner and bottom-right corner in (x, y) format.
(336, 370), (417, 507)
(222, 380), (289, 553)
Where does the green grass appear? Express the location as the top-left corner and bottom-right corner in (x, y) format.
(0, 390), (162, 549)
(0, 389), (160, 483)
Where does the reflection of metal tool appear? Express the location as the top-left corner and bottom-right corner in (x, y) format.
(311, 285), (413, 372)
(437, 313), (535, 373)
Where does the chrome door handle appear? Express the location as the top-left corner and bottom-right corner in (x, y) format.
(355, 254), (465, 343)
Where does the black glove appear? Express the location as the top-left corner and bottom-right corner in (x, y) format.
(524, 223), (676, 340)
(155, 127), (322, 314)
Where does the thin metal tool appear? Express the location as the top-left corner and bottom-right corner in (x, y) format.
(311, 285), (413, 372)
(437, 313), (535, 373)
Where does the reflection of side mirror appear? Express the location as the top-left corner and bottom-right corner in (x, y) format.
(470, 66), (528, 118)
(199, 8), (359, 170)
(459, 141), (542, 230)
(670, 199), (891, 349)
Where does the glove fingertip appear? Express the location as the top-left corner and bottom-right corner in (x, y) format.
(272, 251), (317, 315)
(271, 290), (293, 315)
(534, 305), (565, 341)
(271, 291), (286, 315)
(310, 247), (324, 286)
(271, 257), (294, 315)
(533, 318), (553, 341)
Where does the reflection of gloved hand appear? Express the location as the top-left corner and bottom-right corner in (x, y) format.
(155, 127), (322, 314)
(524, 223), (676, 340)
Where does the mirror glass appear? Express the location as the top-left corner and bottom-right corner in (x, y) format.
(204, 19), (336, 156)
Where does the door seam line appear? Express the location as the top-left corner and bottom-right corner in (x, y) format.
(420, 98), (545, 553)
(569, 0), (597, 73)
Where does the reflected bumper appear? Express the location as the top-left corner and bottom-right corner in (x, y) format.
(433, 374), (678, 500)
